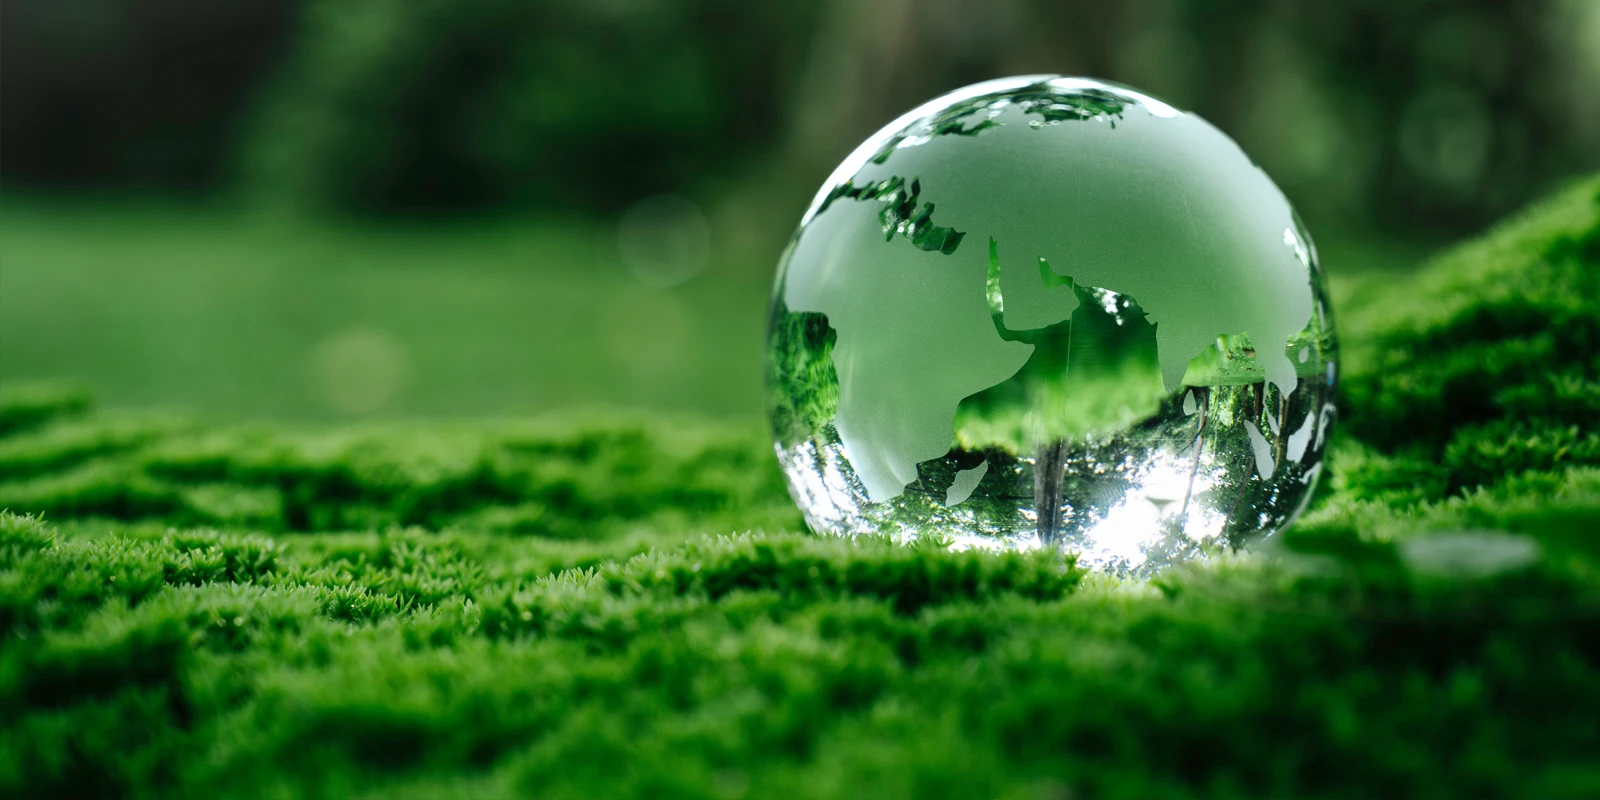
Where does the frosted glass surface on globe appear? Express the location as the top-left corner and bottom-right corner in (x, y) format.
(765, 76), (1338, 576)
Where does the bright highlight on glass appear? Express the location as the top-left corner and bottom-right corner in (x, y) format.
(765, 76), (1338, 576)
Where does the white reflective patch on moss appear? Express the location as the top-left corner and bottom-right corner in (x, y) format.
(1399, 531), (1542, 579)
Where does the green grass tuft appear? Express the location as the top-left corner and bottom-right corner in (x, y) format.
(2, 176), (1598, 798)
(0, 383), (92, 437)
(1340, 176), (1600, 458)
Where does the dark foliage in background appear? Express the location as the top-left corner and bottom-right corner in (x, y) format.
(1252, 0), (1599, 227)
(0, 0), (824, 214)
(2, 0), (1595, 229)
(0, 0), (298, 193)
(243, 0), (823, 214)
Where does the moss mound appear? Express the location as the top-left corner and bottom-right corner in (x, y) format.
(3, 176), (1598, 798)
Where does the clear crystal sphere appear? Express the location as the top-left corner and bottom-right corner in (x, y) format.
(765, 76), (1338, 576)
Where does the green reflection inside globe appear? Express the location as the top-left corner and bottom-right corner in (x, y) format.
(766, 76), (1338, 576)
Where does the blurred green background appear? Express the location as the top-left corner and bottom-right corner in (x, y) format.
(4, 0), (1598, 422)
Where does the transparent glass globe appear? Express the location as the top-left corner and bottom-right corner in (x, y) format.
(765, 76), (1338, 576)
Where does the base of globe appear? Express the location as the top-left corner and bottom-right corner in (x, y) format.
(774, 378), (1333, 578)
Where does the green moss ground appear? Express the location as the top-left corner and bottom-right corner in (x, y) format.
(3, 176), (1599, 798)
